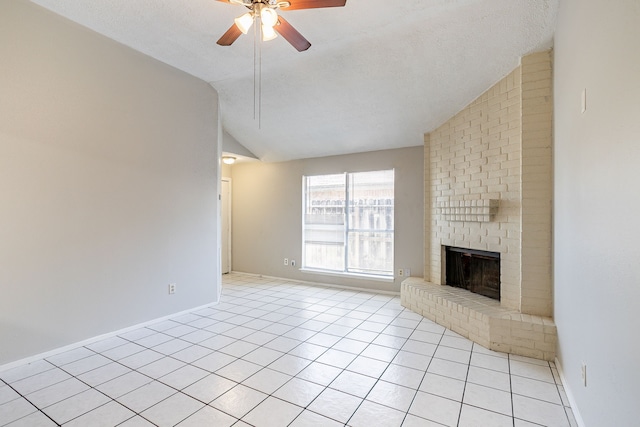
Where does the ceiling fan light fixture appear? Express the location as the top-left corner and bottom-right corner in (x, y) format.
(262, 24), (278, 41)
(234, 12), (254, 34)
(260, 7), (279, 27)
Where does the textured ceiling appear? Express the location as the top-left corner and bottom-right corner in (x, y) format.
(30, 0), (558, 162)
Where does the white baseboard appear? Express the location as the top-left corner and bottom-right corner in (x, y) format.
(555, 357), (586, 427)
(0, 301), (218, 374)
(231, 271), (400, 296)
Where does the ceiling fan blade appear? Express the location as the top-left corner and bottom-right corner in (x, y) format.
(282, 0), (346, 11)
(217, 24), (243, 46)
(274, 16), (311, 52)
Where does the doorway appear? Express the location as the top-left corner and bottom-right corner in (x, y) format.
(221, 178), (232, 274)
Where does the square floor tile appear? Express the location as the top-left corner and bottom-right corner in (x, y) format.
(199, 334), (236, 351)
(158, 365), (209, 390)
(296, 362), (342, 386)
(215, 359), (262, 382)
(380, 364), (424, 390)
(288, 343), (327, 360)
(393, 350), (432, 371)
(210, 384), (268, 419)
(427, 358), (468, 381)
(77, 362), (131, 387)
(242, 347), (284, 366)
(2, 410), (57, 427)
(242, 368), (291, 394)
(366, 380), (416, 412)
(242, 396), (303, 427)
(470, 352), (510, 373)
(331, 338), (369, 354)
(419, 372), (465, 402)
(511, 374), (562, 404)
(191, 351), (236, 372)
(267, 354), (311, 376)
(434, 346), (471, 365)
(151, 339), (193, 356)
(175, 405), (237, 426)
(512, 394), (570, 427)
(171, 345), (213, 363)
(510, 360), (555, 383)
(64, 401), (134, 427)
(102, 342), (146, 361)
(42, 388), (111, 424)
(116, 381), (176, 413)
(401, 340), (437, 356)
(349, 400), (405, 427)
(273, 377), (325, 407)
(329, 370), (377, 398)
(0, 385), (20, 405)
(346, 355), (389, 378)
(0, 397), (37, 425)
(11, 368), (71, 395)
(0, 360), (54, 383)
(219, 341), (259, 358)
(458, 403), (513, 427)
(463, 383), (512, 416)
(46, 347), (95, 367)
(96, 371), (153, 399)
(137, 357), (185, 379)
(118, 349), (164, 370)
(182, 373), (237, 403)
(26, 377), (90, 408)
(140, 392), (204, 427)
(409, 391), (461, 426)
(316, 348), (357, 369)
(307, 388), (362, 424)
(466, 365), (511, 392)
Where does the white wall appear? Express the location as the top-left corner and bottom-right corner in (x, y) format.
(0, 1), (221, 365)
(554, 0), (640, 424)
(230, 147), (424, 292)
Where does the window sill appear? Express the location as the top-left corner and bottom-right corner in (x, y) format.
(299, 268), (395, 283)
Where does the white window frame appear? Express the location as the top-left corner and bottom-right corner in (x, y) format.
(301, 170), (394, 280)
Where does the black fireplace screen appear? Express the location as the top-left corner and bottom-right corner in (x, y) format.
(445, 247), (500, 300)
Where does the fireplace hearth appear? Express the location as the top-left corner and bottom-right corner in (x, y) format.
(445, 247), (500, 300)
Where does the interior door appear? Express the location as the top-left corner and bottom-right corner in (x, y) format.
(221, 178), (231, 274)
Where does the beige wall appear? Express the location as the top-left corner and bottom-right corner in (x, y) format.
(230, 147), (424, 292)
(554, 0), (640, 425)
(0, 1), (221, 365)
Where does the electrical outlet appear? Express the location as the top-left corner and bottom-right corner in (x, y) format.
(168, 283), (176, 294)
(405, 268), (411, 277)
(291, 259), (296, 267)
(398, 269), (404, 277)
(284, 258), (289, 266)
(581, 363), (587, 387)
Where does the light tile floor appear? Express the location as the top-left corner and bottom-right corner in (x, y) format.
(0, 273), (578, 426)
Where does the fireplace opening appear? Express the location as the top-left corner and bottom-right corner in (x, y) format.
(445, 246), (501, 300)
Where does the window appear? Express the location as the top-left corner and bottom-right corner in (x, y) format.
(302, 170), (394, 277)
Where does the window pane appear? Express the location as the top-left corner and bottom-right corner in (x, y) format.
(303, 174), (345, 272)
(347, 231), (394, 275)
(348, 170), (394, 232)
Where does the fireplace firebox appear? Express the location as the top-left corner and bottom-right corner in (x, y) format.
(445, 246), (500, 300)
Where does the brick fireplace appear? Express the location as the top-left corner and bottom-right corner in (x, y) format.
(401, 51), (557, 360)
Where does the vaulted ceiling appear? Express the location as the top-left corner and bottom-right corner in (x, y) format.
(30, 0), (558, 162)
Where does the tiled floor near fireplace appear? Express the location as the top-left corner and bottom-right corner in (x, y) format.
(0, 273), (577, 426)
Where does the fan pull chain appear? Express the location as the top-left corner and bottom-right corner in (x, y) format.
(253, 15), (262, 129)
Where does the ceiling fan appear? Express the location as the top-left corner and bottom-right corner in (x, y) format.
(216, 0), (347, 52)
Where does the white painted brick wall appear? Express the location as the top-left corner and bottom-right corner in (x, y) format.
(424, 51), (553, 317)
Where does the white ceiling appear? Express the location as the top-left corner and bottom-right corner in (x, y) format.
(30, 0), (558, 162)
